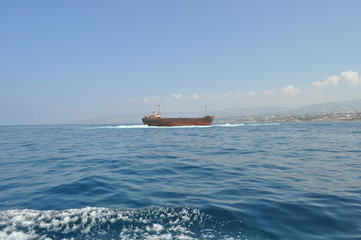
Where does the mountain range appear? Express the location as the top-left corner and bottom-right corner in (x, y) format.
(288, 99), (361, 114)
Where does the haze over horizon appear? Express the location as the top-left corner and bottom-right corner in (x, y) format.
(1, 1), (361, 125)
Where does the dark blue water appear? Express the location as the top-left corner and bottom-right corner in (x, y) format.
(0, 122), (360, 240)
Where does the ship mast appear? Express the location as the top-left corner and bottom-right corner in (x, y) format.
(157, 104), (161, 117)
(205, 104), (208, 116)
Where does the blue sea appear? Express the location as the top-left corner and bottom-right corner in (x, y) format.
(0, 122), (360, 240)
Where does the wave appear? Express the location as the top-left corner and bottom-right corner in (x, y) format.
(246, 123), (280, 126)
(84, 125), (212, 129)
(0, 207), (275, 240)
(214, 123), (280, 127)
(215, 123), (245, 127)
(85, 123), (280, 130)
(88, 125), (149, 129)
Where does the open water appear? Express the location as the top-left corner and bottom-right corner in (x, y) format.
(0, 122), (360, 240)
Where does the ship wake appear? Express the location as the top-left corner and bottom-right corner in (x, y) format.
(85, 123), (279, 130)
(0, 207), (275, 240)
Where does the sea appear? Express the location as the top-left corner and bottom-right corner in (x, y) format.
(0, 122), (360, 240)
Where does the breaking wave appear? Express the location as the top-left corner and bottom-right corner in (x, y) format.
(0, 207), (275, 240)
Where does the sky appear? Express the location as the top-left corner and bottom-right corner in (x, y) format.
(1, 0), (361, 125)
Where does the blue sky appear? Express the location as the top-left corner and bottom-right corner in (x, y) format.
(1, 0), (361, 124)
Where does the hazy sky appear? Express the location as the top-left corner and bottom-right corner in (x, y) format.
(1, 0), (361, 125)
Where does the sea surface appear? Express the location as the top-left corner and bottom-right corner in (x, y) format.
(0, 122), (360, 240)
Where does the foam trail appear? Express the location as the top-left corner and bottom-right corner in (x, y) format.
(215, 123), (245, 127)
(214, 123), (280, 127)
(0, 207), (276, 240)
(247, 123), (280, 126)
(83, 125), (148, 129)
(85, 125), (212, 129)
(85, 123), (279, 130)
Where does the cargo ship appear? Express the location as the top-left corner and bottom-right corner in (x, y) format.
(142, 105), (215, 127)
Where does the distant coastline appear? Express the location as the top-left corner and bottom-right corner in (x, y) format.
(5, 99), (360, 126)
(219, 110), (361, 123)
(2, 110), (361, 126)
(73, 110), (361, 125)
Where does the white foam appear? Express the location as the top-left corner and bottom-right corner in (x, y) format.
(84, 125), (148, 129)
(214, 122), (280, 127)
(83, 122), (280, 130)
(86, 125), (213, 129)
(146, 223), (164, 233)
(247, 122), (280, 126)
(0, 207), (274, 239)
(215, 123), (245, 127)
(0, 231), (35, 240)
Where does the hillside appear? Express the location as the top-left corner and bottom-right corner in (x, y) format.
(290, 99), (361, 114)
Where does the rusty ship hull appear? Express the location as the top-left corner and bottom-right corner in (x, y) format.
(142, 116), (215, 127)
